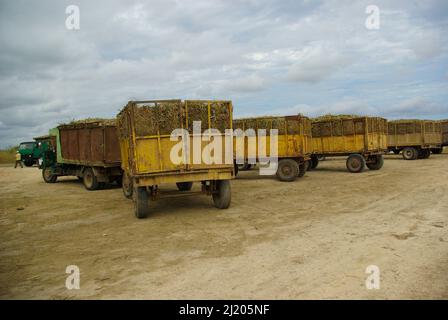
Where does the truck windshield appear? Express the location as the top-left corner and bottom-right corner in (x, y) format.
(19, 143), (35, 150)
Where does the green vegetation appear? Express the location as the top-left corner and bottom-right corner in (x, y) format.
(0, 146), (18, 164)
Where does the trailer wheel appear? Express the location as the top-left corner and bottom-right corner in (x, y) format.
(122, 174), (133, 199)
(310, 155), (319, 170)
(366, 155), (384, 170)
(83, 168), (100, 190)
(298, 162), (307, 177)
(115, 175), (123, 187)
(237, 163), (252, 171)
(134, 186), (150, 219)
(233, 162), (239, 177)
(24, 159), (34, 167)
(419, 149), (431, 159)
(431, 148), (443, 154)
(42, 167), (57, 183)
(346, 154), (366, 173)
(276, 159), (299, 181)
(212, 180), (231, 209)
(402, 147), (418, 160)
(176, 182), (193, 191)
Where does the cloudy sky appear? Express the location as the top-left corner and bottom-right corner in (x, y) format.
(0, 0), (447, 147)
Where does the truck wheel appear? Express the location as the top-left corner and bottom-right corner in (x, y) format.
(366, 155), (384, 170)
(122, 174), (133, 199)
(83, 168), (100, 190)
(276, 159), (299, 181)
(346, 154), (366, 173)
(402, 147), (418, 160)
(24, 159), (34, 167)
(134, 186), (150, 219)
(212, 180), (231, 209)
(176, 182), (193, 191)
(42, 167), (57, 183)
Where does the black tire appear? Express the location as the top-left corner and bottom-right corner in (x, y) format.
(420, 149), (431, 159)
(115, 175), (123, 187)
(402, 147), (418, 160)
(346, 154), (366, 173)
(82, 167), (100, 190)
(134, 186), (150, 219)
(431, 148), (442, 154)
(176, 181), (193, 191)
(310, 155), (319, 170)
(298, 162), (307, 177)
(24, 159), (34, 167)
(42, 167), (57, 183)
(237, 162), (252, 171)
(212, 180), (231, 209)
(276, 159), (299, 182)
(366, 155), (384, 170)
(122, 174), (133, 199)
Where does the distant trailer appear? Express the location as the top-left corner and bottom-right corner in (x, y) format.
(311, 116), (388, 173)
(387, 120), (442, 160)
(430, 120), (448, 154)
(41, 120), (123, 190)
(232, 115), (312, 181)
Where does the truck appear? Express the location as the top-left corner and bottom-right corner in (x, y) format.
(431, 120), (448, 154)
(40, 119), (123, 190)
(311, 116), (388, 173)
(387, 120), (442, 160)
(117, 99), (234, 219)
(18, 141), (43, 167)
(232, 115), (312, 181)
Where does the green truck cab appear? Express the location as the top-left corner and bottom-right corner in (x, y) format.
(18, 141), (42, 167)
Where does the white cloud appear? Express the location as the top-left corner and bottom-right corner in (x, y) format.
(0, 0), (447, 147)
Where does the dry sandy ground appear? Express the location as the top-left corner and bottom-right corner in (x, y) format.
(0, 154), (447, 299)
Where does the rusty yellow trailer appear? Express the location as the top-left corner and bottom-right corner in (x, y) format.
(117, 99), (234, 218)
(311, 116), (388, 173)
(388, 120), (442, 160)
(431, 120), (448, 154)
(232, 115), (312, 181)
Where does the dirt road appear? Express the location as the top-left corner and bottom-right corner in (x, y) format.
(1, 154), (447, 299)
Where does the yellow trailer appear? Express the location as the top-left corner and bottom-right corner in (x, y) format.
(232, 115), (312, 181)
(431, 120), (448, 154)
(311, 116), (388, 173)
(117, 99), (234, 218)
(388, 120), (442, 160)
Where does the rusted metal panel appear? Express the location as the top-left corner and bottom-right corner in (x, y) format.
(105, 126), (121, 163)
(57, 120), (121, 167)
